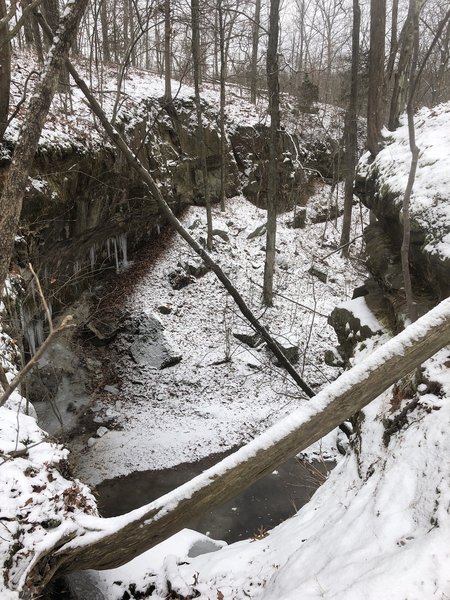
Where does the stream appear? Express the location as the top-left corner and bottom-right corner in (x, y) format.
(52, 452), (333, 599)
(95, 451), (334, 542)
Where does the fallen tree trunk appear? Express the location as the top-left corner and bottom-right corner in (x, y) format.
(29, 298), (450, 586)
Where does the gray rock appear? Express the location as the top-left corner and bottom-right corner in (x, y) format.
(233, 330), (263, 348)
(96, 426), (109, 438)
(287, 208), (307, 229)
(128, 312), (182, 369)
(104, 385), (119, 395)
(308, 266), (327, 283)
(168, 269), (196, 290)
(247, 224), (267, 240)
(212, 228), (230, 242)
(272, 335), (299, 365)
(178, 258), (209, 278)
(157, 303), (173, 314)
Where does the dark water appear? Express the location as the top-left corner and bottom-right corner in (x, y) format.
(95, 451), (334, 542)
(46, 452), (333, 599)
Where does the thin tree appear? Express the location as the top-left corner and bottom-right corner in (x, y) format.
(191, 0), (213, 249)
(250, 0), (261, 104)
(367, 0), (386, 155)
(263, 0), (281, 306)
(0, 0), (11, 141)
(217, 0), (227, 211)
(388, 0), (426, 131)
(340, 0), (360, 256)
(400, 4), (450, 322)
(164, 0), (172, 101)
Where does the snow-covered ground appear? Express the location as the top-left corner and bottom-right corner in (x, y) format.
(68, 187), (367, 485)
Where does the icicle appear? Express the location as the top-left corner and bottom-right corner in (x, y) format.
(106, 238), (111, 260)
(90, 245), (96, 271)
(35, 319), (45, 348)
(119, 233), (128, 268)
(113, 238), (119, 273)
(73, 260), (80, 275)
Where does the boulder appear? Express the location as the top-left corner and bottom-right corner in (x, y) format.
(271, 334), (300, 365)
(128, 312), (182, 369)
(328, 297), (383, 363)
(233, 329), (264, 348)
(168, 269), (196, 290)
(247, 224), (267, 240)
(287, 208), (307, 229)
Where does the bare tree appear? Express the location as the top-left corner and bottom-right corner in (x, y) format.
(263, 0), (281, 306)
(367, 0), (386, 155)
(191, 0), (214, 249)
(250, 0), (261, 104)
(340, 0), (360, 255)
(400, 4), (450, 322)
(0, 0), (11, 141)
(164, 0), (172, 101)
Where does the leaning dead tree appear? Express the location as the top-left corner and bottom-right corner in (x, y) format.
(21, 298), (450, 593)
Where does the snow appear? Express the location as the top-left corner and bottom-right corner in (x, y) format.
(338, 296), (383, 331)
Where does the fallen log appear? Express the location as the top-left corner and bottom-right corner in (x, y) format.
(28, 298), (450, 587)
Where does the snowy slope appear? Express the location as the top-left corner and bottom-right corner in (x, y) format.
(69, 189), (368, 485)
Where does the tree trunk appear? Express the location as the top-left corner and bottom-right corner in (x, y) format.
(164, 0), (172, 101)
(340, 0), (360, 255)
(100, 0), (111, 62)
(0, 0), (11, 142)
(367, 0), (386, 155)
(218, 0), (227, 211)
(400, 0), (420, 323)
(0, 0), (89, 297)
(191, 0), (213, 249)
(250, 0), (261, 104)
(388, 0), (426, 131)
(30, 298), (450, 586)
(263, 0), (280, 306)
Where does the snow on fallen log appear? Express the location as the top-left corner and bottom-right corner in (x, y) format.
(28, 297), (450, 586)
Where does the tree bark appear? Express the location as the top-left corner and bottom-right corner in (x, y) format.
(367, 0), (386, 155)
(218, 0), (227, 211)
(250, 0), (261, 104)
(340, 0), (360, 255)
(164, 0), (172, 101)
(263, 0), (280, 306)
(0, 0), (89, 297)
(100, 0), (111, 62)
(0, 0), (11, 141)
(388, 0), (426, 131)
(191, 0), (213, 249)
(33, 298), (450, 584)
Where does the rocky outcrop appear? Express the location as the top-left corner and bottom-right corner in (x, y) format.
(1, 93), (320, 352)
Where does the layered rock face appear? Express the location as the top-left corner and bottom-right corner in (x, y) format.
(0, 93), (319, 328)
(330, 104), (450, 358)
